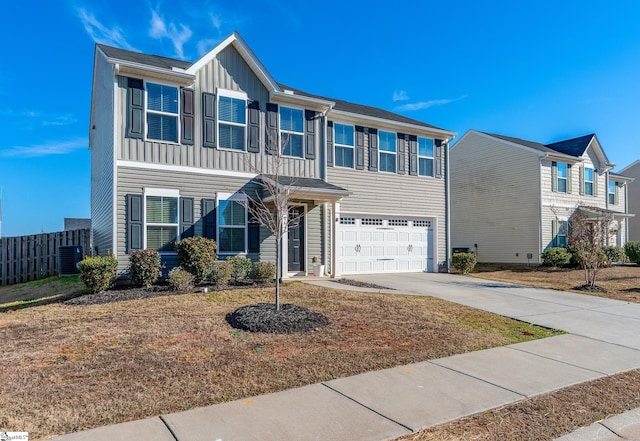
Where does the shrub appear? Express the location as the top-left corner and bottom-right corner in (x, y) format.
(541, 247), (572, 267)
(167, 267), (194, 293)
(451, 252), (477, 274)
(128, 249), (163, 288)
(226, 256), (253, 282)
(602, 245), (625, 267)
(78, 254), (118, 293)
(208, 260), (234, 286)
(625, 241), (640, 264)
(251, 261), (276, 283)
(175, 236), (217, 282)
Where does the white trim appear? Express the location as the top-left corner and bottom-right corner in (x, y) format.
(378, 130), (397, 173)
(333, 122), (355, 169)
(112, 73), (119, 256)
(142, 190), (180, 253)
(217, 91), (248, 151)
(216, 192), (248, 255)
(117, 160), (257, 179)
(417, 136), (435, 177)
(279, 105), (305, 158)
(144, 188), (180, 197)
(215, 88), (247, 100)
(144, 80), (180, 144)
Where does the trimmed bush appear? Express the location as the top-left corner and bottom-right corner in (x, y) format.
(129, 249), (163, 288)
(78, 254), (118, 293)
(226, 256), (253, 282)
(451, 252), (477, 274)
(175, 236), (217, 282)
(625, 241), (640, 264)
(208, 260), (234, 286)
(602, 245), (625, 267)
(167, 268), (194, 293)
(542, 247), (572, 268)
(251, 261), (276, 283)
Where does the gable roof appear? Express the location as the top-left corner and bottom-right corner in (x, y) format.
(546, 134), (596, 157)
(97, 44), (192, 70)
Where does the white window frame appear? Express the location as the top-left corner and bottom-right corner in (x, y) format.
(557, 220), (569, 247)
(217, 88), (248, 152)
(145, 81), (180, 143)
(418, 136), (434, 177)
(217, 192), (248, 255)
(334, 122), (355, 168)
(608, 180), (616, 205)
(378, 130), (397, 173)
(557, 162), (568, 193)
(584, 167), (594, 196)
(279, 105), (305, 158)
(143, 188), (180, 254)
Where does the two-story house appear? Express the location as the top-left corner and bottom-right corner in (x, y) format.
(89, 32), (456, 278)
(450, 130), (633, 264)
(619, 160), (640, 241)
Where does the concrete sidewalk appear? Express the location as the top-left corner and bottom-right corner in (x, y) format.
(49, 273), (640, 441)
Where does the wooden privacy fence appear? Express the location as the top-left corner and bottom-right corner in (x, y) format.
(0, 229), (91, 286)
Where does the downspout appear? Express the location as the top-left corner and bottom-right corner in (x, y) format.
(538, 155), (544, 263)
(445, 138), (451, 271)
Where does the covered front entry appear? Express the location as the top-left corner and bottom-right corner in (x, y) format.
(337, 216), (434, 275)
(287, 206), (305, 272)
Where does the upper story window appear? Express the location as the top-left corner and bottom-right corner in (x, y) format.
(147, 83), (178, 142)
(379, 130), (397, 173)
(145, 193), (179, 252)
(279, 106), (304, 157)
(609, 181), (617, 205)
(557, 162), (568, 193)
(418, 137), (434, 176)
(584, 167), (594, 196)
(218, 193), (247, 254)
(218, 93), (247, 151)
(334, 123), (354, 168)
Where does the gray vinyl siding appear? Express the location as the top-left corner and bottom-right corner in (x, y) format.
(451, 131), (541, 264)
(623, 162), (640, 241)
(91, 52), (115, 256)
(116, 45), (321, 178)
(306, 203), (322, 271)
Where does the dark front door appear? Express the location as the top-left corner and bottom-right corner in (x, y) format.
(288, 206), (305, 272)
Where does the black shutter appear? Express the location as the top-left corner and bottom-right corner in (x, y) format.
(397, 133), (406, 175)
(434, 139), (443, 178)
(127, 194), (143, 251)
(180, 197), (194, 238)
(181, 88), (194, 145)
(355, 126), (365, 170)
(248, 206), (260, 253)
(304, 110), (316, 159)
(202, 199), (216, 240)
(326, 121), (334, 167)
(368, 128), (378, 171)
(266, 103), (278, 154)
(247, 100), (261, 153)
(126, 78), (144, 139)
(202, 92), (216, 148)
(408, 135), (418, 176)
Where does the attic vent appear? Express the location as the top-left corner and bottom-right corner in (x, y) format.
(283, 89), (294, 95)
(58, 246), (83, 276)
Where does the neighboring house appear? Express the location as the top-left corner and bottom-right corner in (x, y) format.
(64, 218), (91, 231)
(89, 32), (455, 277)
(619, 160), (640, 241)
(450, 130), (633, 264)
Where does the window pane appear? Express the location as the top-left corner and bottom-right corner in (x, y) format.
(585, 182), (593, 195)
(219, 124), (245, 150)
(419, 157), (433, 176)
(283, 134), (303, 157)
(557, 163), (567, 178)
(335, 146), (354, 168)
(609, 181), (616, 193)
(280, 107), (303, 132)
(379, 131), (396, 152)
(147, 113), (178, 142)
(335, 124), (354, 146)
(147, 83), (178, 114)
(380, 152), (396, 173)
(219, 228), (245, 253)
(147, 226), (177, 252)
(146, 196), (178, 223)
(218, 96), (246, 124)
(585, 168), (593, 182)
(219, 200), (245, 226)
(418, 137), (434, 157)
(558, 179), (567, 193)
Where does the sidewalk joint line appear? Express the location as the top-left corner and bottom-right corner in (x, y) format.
(159, 415), (179, 441)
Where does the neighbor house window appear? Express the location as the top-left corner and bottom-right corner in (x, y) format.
(418, 137), (434, 176)
(557, 162), (568, 193)
(584, 167), (594, 196)
(379, 130), (397, 173)
(218, 92), (247, 150)
(218, 193), (247, 254)
(609, 181), (616, 205)
(145, 193), (179, 252)
(280, 106), (304, 157)
(334, 123), (354, 168)
(147, 82), (178, 142)
(556, 220), (569, 247)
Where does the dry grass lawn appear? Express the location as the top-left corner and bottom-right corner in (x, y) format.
(0, 282), (556, 440)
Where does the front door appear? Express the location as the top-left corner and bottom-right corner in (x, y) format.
(288, 206), (305, 272)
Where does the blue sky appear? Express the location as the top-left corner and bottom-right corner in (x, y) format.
(1, 1), (639, 237)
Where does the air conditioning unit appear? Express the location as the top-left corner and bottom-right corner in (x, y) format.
(58, 246), (83, 276)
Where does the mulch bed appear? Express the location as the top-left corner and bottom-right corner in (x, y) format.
(226, 302), (330, 333)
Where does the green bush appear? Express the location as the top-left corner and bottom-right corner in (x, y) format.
(602, 245), (625, 266)
(167, 267), (195, 293)
(128, 249), (163, 288)
(625, 241), (640, 264)
(208, 260), (234, 286)
(541, 247), (572, 267)
(251, 261), (276, 283)
(451, 252), (477, 274)
(175, 236), (217, 282)
(78, 254), (118, 293)
(226, 256), (253, 282)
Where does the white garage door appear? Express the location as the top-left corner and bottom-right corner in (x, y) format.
(337, 216), (434, 275)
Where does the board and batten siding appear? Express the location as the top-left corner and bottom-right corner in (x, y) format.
(450, 131), (541, 264)
(115, 45), (321, 179)
(91, 52), (116, 256)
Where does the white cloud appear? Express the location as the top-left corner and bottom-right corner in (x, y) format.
(42, 114), (78, 127)
(77, 8), (135, 50)
(1, 138), (87, 158)
(395, 95), (468, 111)
(149, 8), (193, 59)
(0, 109), (77, 127)
(393, 90), (410, 102)
(209, 12), (222, 31)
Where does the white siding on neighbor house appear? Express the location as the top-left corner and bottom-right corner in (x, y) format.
(91, 53), (116, 256)
(622, 161), (640, 241)
(450, 131), (541, 264)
